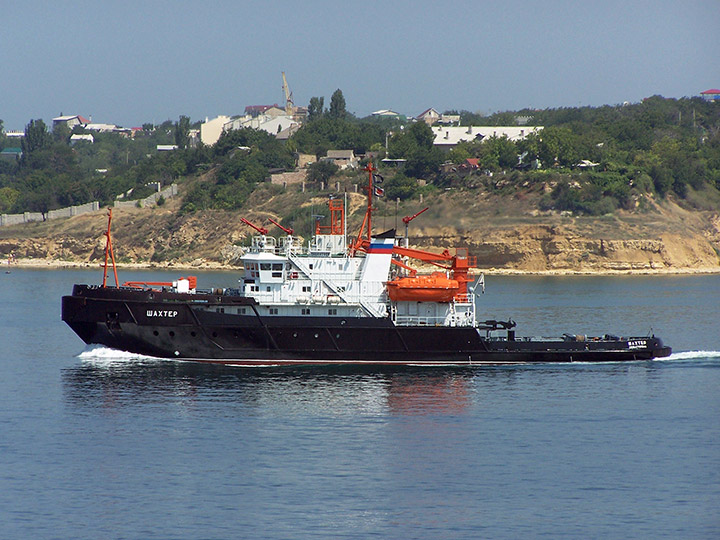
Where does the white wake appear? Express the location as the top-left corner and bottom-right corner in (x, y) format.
(662, 350), (720, 361)
(77, 345), (163, 364)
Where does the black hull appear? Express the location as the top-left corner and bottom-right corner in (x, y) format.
(62, 285), (672, 366)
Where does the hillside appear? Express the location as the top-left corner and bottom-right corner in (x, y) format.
(2, 181), (718, 274)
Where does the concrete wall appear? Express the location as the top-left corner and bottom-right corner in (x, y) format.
(47, 201), (100, 220)
(114, 183), (178, 208)
(1, 184), (176, 226)
(270, 170), (307, 185)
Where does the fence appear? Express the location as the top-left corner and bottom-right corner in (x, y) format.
(1, 183), (178, 226)
(113, 183), (178, 208)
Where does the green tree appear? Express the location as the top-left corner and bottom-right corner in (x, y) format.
(0, 186), (20, 212)
(405, 147), (443, 179)
(308, 96), (325, 119)
(291, 116), (382, 157)
(406, 121), (435, 150)
(447, 141), (473, 164)
(483, 136), (518, 169)
(0, 119), (7, 151)
(537, 126), (578, 167)
(52, 121), (71, 142)
(174, 115), (191, 149)
(384, 173), (418, 200)
(387, 120), (441, 178)
(306, 160), (339, 183)
(329, 89), (347, 119)
(21, 119), (50, 156)
(388, 121), (435, 158)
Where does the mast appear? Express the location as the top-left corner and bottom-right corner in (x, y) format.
(102, 208), (119, 288)
(350, 161), (377, 253)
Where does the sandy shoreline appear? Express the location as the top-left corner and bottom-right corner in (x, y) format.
(5, 257), (720, 276)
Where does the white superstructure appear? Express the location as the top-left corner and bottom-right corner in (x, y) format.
(236, 198), (477, 328)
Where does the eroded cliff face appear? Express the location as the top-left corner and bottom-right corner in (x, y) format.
(1, 197), (719, 273)
(414, 224), (720, 273)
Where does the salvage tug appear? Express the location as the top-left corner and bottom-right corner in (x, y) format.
(62, 164), (671, 366)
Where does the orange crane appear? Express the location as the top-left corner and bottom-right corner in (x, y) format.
(240, 218), (268, 235)
(401, 206), (428, 248)
(268, 218), (294, 235)
(349, 162), (476, 302)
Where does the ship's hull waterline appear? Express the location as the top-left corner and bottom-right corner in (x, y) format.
(62, 285), (671, 366)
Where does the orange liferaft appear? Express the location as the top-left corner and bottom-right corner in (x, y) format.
(386, 272), (460, 302)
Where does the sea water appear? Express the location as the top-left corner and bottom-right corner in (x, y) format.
(0, 268), (718, 539)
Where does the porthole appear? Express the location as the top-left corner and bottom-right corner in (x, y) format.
(212, 332), (218, 338)
(153, 330), (159, 336)
(293, 332), (298, 338)
(169, 331), (175, 337)
(314, 333), (319, 338)
(191, 331), (197, 337)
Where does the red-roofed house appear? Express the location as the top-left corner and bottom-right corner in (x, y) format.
(52, 115), (89, 130)
(700, 89), (720, 102)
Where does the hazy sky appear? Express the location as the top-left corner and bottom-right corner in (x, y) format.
(2, 0), (719, 130)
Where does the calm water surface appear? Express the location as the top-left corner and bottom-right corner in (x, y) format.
(1, 268), (719, 539)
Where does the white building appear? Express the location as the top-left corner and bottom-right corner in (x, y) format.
(200, 115), (231, 146)
(432, 125), (543, 149)
(222, 114), (298, 138)
(323, 150), (358, 170)
(70, 133), (94, 144)
(52, 115), (89, 130)
(84, 123), (118, 132)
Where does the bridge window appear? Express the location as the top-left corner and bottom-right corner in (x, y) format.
(302, 308), (310, 315)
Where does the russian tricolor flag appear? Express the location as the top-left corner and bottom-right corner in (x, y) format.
(367, 238), (394, 254)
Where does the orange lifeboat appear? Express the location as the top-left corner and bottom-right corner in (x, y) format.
(386, 272), (460, 302)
